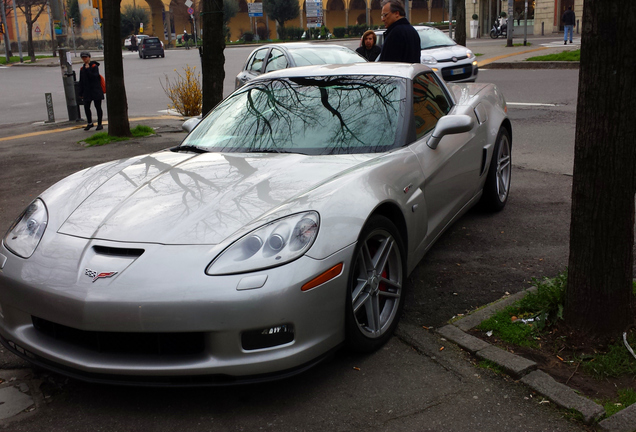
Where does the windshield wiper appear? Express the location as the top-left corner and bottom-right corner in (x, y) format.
(171, 145), (208, 153)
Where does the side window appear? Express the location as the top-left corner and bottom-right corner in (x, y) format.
(248, 49), (268, 73)
(412, 73), (452, 139)
(265, 48), (289, 73)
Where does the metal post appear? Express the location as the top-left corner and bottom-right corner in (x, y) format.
(47, 4), (56, 56)
(11, 0), (23, 62)
(523, 0), (527, 45)
(541, 21), (544, 35)
(405, 0), (409, 22)
(506, 0), (513, 47)
(1, 0), (11, 63)
(58, 48), (79, 121)
(576, 19), (579, 34)
(448, 0), (453, 39)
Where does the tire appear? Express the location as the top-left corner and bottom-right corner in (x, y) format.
(345, 215), (406, 353)
(490, 29), (498, 39)
(480, 127), (512, 212)
(161, 53), (165, 58)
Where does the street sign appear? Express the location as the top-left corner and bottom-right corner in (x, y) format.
(187, 7), (194, 14)
(184, 0), (193, 7)
(34, 24), (41, 34)
(247, 2), (263, 17)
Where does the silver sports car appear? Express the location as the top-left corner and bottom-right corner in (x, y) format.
(0, 63), (511, 385)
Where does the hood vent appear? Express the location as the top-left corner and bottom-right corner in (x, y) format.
(93, 246), (145, 258)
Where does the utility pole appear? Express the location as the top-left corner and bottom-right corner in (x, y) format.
(1, 0), (11, 63)
(11, 0), (23, 62)
(448, 0), (453, 39)
(50, 0), (79, 121)
(506, 0), (513, 47)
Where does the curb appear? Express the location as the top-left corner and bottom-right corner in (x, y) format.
(436, 288), (634, 428)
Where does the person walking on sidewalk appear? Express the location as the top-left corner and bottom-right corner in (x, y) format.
(562, 6), (575, 44)
(78, 52), (104, 131)
(378, 0), (420, 63)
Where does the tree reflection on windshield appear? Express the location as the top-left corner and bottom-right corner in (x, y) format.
(182, 76), (405, 155)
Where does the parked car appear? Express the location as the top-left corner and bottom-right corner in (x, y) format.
(376, 25), (478, 82)
(138, 36), (164, 59)
(0, 63), (510, 385)
(235, 42), (366, 89)
(124, 34), (148, 51)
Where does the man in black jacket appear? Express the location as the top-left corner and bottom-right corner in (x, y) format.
(562, 6), (575, 44)
(378, 0), (420, 63)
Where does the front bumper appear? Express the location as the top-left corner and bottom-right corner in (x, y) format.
(0, 236), (354, 383)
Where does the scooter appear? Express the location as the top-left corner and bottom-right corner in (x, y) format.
(490, 17), (508, 39)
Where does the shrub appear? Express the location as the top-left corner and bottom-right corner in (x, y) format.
(161, 65), (202, 117)
(283, 27), (303, 40)
(333, 27), (346, 38)
(256, 26), (270, 41)
(242, 31), (254, 42)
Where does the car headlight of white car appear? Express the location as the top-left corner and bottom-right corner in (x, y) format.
(421, 55), (438, 65)
(207, 211), (320, 275)
(466, 51), (474, 59)
(3, 199), (48, 258)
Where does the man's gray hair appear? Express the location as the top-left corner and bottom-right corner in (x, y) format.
(381, 0), (406, 17)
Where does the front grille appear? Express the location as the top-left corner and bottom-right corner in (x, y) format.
(442, 64), (473, 81)
(438, 55), (469, 63)
(32, 316), (205, 356)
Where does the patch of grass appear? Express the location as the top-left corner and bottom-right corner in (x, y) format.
(0, 55), (51, 65)
(474, 53), (484, 57)
(477, 360), (506, 374)
(599, 388), (636, 417)
(82, 125), (155, 147)
(581, 332), (636, 379)
(478, 272), (568, 347)
(511, 42), (532, 47)
(526, 49), (580, 62)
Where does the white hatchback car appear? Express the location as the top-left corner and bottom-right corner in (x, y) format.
(376, 25), (478, 82)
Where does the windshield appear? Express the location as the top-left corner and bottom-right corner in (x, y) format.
(288, 47), (366, 66)
(417, 28), (456, 49)
(180, 75), (405, 155)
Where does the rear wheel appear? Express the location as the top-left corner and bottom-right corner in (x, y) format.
(345, 215), (406, 353)
(480, 127), (511, 211)
(490, 29), (498, 39)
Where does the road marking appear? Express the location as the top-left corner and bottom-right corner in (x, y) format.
(507, 102), (558, 107)
(477, 47), (549, 67)
(0, 115), (182, 142)
(541, 39), (580, 47)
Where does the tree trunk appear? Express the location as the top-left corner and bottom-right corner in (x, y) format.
(565, 0), (636, 336)
(201, 0), (225, 116)
(454, 0), (466, 46)
(102, 0), (131, 137)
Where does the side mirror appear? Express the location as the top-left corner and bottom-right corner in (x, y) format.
(182, 117), (201, 133)
(426, 115), (474, 149)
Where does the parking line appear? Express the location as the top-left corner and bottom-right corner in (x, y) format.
(477, 47), (549, 67)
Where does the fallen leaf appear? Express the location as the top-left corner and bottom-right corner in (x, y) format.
(439, 347), (445, 351)
(353, 367), (360, 371)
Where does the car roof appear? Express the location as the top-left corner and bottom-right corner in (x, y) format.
(257, 42), (353, 51)
(249, 62), (432, 82)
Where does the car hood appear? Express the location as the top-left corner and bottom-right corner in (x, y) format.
(422, 44), (471, 61)
(57, 150), (374, 245)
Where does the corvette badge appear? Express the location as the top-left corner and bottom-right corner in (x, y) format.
(85, 268), (118, 283)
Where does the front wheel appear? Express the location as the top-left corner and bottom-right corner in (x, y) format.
(480, 126), (512, 212)
(345, 215), (406, 353)
(490, 29), (498, 39)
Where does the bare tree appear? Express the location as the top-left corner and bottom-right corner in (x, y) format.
(15, 0), (47, 61)
(565, 0), (636, 337)
(201, 0), (225, 115)
(102, 0), (131, 136)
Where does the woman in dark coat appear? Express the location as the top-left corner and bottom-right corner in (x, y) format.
(356, 30), (382, 62)
(78, 51), (104, 131)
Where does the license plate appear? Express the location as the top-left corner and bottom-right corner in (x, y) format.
(450, 68), (466, 75)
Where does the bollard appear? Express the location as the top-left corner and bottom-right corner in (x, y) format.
(541, 21), (544, 36)
(576, 19), (579, 34)
(44, 93), (55, 123)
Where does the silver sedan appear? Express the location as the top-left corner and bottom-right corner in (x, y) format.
(0, 63), (510, 385)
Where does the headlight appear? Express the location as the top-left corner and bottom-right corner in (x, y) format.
(466, 51), (474, 59)
(3, 199), (48, 258)
(206, 211), (320, 275)
(421, 55), (438, 65)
